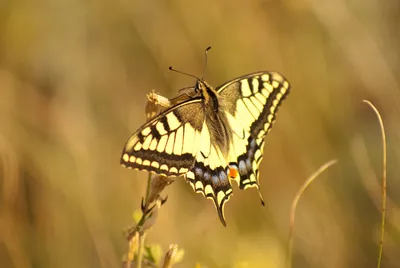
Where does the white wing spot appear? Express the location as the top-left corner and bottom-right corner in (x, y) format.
(272, 80), (280, 88)
(173, 127), (183, 155)
(217, 191), (226, 206)
(236, 99), (253, 131)
(136, 158), (142, 165)
(169, 167), (178, 174)
(129, 155), (136, 163)
(255, 150), (261, 161)
(257, 130), (266, 139)
(141, 127), (151, 136)
(242, 179), (250, 185)
(243, 98), (259, 118)
(157, 135), (168, 153)
(165, 132), (175, 154)
(134, 142), (142, 151)
(143, 160), (150, 166)
(142, 135), (152, 150)
(251, 78), (259, 94)
(186, 171), (195, 180)
(156, 122), (167, 135)
(255, 92), (266, 105)
(261, 88), (270, 98)
(160, 164), (168, 171)
(204, 185), (214, 196)
(267, 114), (274, 123)
(261, 74), (270, 82)
(166, 113), (181, 131)
(283, 81), (289, 89)
(264, 122), (271, 132)
(195, 181), (204, 191)
(252, 161), (257, 172)
(264, 82), (274, 93)
(151, 161), (159, 168)
(179, 167), (188, 173)
(182, 123), (195, 154)
(122, 153), (129, 162)
(149, 139), (157, 151)
(240, 79), (252, 97)
(250, 96), (264, 112)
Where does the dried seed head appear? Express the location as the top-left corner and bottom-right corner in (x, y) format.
(145, 91), (171, 119)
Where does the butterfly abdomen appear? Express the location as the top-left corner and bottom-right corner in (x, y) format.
(198, 82), (234, 159)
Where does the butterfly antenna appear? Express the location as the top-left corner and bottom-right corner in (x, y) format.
(169, 66), (201, 81)
(202, 46), (212, 80)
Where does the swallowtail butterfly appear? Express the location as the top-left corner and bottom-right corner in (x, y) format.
(121, 60), (290, 226)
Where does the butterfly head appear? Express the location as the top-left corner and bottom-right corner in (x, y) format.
(195, 79), (220, 112)
(194, 79), (206, 94)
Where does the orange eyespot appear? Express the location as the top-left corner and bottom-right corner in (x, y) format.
(228, 167), (238, 178)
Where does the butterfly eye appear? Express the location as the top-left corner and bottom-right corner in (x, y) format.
(194, 81), (202, 94)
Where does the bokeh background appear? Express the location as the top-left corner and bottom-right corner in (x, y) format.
(1, 0), (399, 267)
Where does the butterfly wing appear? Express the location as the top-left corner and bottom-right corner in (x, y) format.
(185, 121), (233, 226)
(121, 98), (205, 177)
(217, 72), (290, 191)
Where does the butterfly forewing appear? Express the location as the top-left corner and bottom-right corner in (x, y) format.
(121, 99), (205, 177)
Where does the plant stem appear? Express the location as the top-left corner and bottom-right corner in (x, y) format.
(135, 173), (153, 268)
(136, 232), (147, 268)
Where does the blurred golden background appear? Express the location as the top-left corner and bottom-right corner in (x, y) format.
(0, 0), (399, 267)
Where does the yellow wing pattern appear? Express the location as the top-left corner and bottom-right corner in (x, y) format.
(121, 71), (290, 226)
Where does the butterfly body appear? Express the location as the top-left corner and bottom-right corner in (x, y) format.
(121, 71), (290, 225)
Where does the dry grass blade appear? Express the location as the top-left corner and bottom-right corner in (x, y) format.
(362, 100), (387, 268)
(287, 159), (338, 268)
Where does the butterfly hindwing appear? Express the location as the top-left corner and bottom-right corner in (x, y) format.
(121, 99), (205, 177)
(186, 142), (233, 226)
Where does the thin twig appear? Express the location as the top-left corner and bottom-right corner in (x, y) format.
(136, 232), (147, 268)
(287, 159), (338, 268)
(362, 100), (387, 268)
(144, 173), (153, 211)
(135, 168), (153, 268)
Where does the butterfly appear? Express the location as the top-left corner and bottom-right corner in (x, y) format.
(121, 68), (290, 226)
